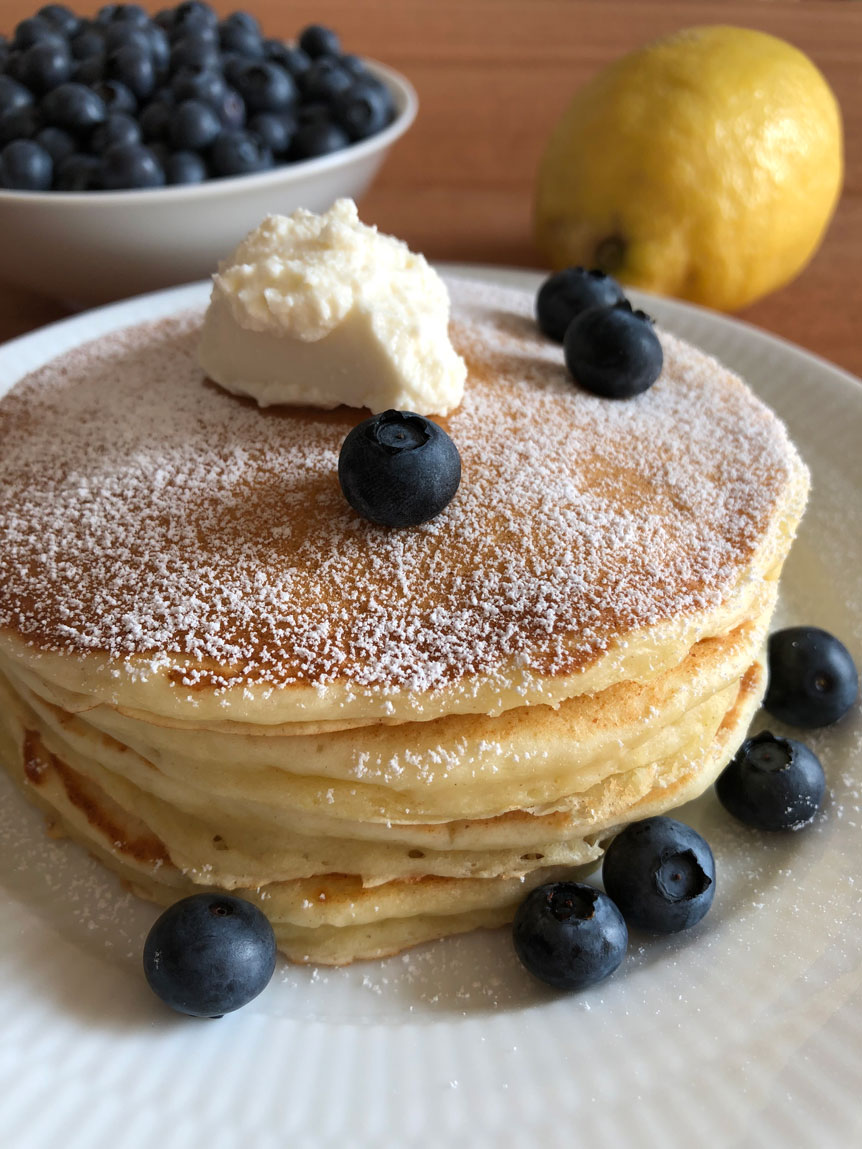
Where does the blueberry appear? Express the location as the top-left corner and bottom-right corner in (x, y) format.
(98, 141), (165, 189)
(73, 55), (105, 86)
(298, 25), (341, 60)
(139, 96), (174, 141)
(107, 44), (156, 100)
(716, 731), (826, 832)
(21, 40), (73, 93)
(0, 106), (41, 146)
(92, 79), (138, 115)
(764, 627), (858, 728)
(145, 138), (169, 164)
(105, 3), (149, 27)
(70, 30), (105, 62)
(333, 79), (392, 141)
(37, 5), (82, 39)
(512, 882), (627, 991)
(602, 817), (715, 933)
(91, 111), (141, 152)
(169, 36), (219, 72)
(264, 42), (311, 80)
(563, 301), (663, 399)
(0, 138), (52, 189)
(291, 117), (350, 159)
(171, 3), (219, 38)
(247, 111), (294, 156)
(169, 98), (221, 150)
(339, 53), (368, 78)
(102, 23), (150, 55)
(14, 17), (58, 51)
(55, 150), (99, 189)
(221, 52), (249, 89)
(215, 87), (246, 130)
(35, 123), (75, 163)
(145, 24), (170, 74)
(154, 9), (177, 33)
(5, 51), (31, 87)
(296, 102), (330, 128)
(0, 11), (382, 194)
(209, 128), (272, 177)
(41, 82), (107, 134)
(220, 12), (262, 39)
(164, 148), (207, 184)
(170, 25), (218, 51)
(152, 84), (177, 107)
(0, 76), (34, 117)
(143, 893), (276, 1017)
(536, 267), (627, 342)
(301, 56), (353, 103)
(171, 64), (226, 106)
(338, 411), (461, 528)
(234, 61), (296, 113)
(218, 23), (263, 59)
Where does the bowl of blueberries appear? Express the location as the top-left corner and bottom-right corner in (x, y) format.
(0, 3), (418, 304)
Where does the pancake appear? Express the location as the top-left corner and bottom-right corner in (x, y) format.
(0, 607), (769, 887)
(0, 276), (809, 963)
(0, 650), (765, 964)
(0, 279), (805, 723)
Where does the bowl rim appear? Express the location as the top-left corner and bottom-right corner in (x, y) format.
(0, 59), (418, 207)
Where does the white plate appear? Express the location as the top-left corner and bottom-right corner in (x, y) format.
(1, 269), (860, 1149)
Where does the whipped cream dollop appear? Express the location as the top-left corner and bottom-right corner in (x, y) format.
(197, 199), (466, 414)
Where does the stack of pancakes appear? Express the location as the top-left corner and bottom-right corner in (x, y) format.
(0, 278), (808, 964)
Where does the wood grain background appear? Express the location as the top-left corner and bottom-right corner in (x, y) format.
(2, 0), (860, 377)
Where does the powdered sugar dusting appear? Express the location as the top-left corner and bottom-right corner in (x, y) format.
(0, 278), (801, 693)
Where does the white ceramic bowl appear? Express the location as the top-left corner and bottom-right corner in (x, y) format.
(0, 61), (417, 307)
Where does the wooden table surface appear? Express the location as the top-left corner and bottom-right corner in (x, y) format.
(2, 0), (860, 378)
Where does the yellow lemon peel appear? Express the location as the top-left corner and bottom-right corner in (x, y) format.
(534, 26), (844, 311)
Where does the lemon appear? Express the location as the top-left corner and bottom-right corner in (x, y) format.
(534, 26), (843, 311)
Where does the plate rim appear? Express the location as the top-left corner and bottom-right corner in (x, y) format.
(1, 265), (860, 1149)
